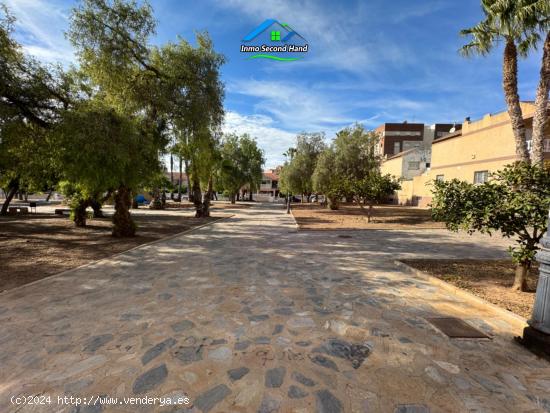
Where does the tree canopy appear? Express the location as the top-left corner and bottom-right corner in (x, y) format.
(431, 162), (550, 291)
(279, 133), (326, 199)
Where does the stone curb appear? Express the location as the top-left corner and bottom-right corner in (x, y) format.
(288, 209), (299, 229)
(0, 214), (233, 297)
(393, 259), (528, 326)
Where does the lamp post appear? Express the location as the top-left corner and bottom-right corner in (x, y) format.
(521, 210), (550, 356)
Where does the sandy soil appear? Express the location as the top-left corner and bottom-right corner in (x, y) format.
(291, 203), (446, 230)
(401, 259), (538, 318)
(0, 211), (224, 292)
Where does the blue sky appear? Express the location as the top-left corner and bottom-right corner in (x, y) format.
(5, 0), (544, 167)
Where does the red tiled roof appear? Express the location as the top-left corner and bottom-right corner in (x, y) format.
(263, 171), (279, 180)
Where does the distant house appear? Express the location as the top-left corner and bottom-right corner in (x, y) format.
(253, 168), (281, 201)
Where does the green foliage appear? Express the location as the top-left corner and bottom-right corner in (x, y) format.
(460, 0), (549, 57)
(312, 147), (343, 208)
(58, 180), (93, 225)
(312, 124), (399, 209)
(56, 100), (160, 195)
(354, 172), (401, 207)
(279, 133), (326, 196)
(65, 0), (225, 223)
(0, 5), (69, 206)
(217, 133), (265, 198)
(431, 162), (550, 265)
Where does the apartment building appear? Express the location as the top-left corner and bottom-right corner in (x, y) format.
(386, 102), (550, 207)
(376, 122), (461, 157)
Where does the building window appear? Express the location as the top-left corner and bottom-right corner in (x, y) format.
(436, 174), (444, 182)
(385, 131), (421, 137)
(544, 138), (550, 152)
(403, 141), (421, 150)
(271, 31), (281, 41)
(393, 142), (401, 154)
(474, 170), (489, 184)
(408, 161), (420, 170)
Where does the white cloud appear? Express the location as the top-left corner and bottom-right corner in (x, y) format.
(228, 78), (357, 131)
(223, 111), (298, 168)
(5, 0), (74, 64)
(217, 0), (408, 74)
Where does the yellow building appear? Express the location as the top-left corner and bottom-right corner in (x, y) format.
(385, 102), (550, 207)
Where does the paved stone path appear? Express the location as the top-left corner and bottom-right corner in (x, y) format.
(1, 204), (550, 413)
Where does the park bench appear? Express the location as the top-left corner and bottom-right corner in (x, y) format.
(8, 206), (28, 215)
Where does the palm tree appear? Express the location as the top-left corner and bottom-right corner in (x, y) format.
(460, 0), (541, 163)
(519, 0), (550, 165)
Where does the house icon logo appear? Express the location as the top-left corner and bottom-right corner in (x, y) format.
(240, 19), (308, 61)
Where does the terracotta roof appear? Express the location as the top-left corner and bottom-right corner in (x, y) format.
(263, 171), (279, 180)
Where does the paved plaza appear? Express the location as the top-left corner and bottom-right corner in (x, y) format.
(1, 204), (549, 412)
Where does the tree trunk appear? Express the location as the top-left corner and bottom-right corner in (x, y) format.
(512, 263), (529, 292)
(192, 176), (204, 217)
(90, 198), (103, 218)
(503, 39), (530, 163)
(328, 197), (339, 210)
(249, 190), (253, 201)
(178, 155), (183, 202)
(112, 185), (135, 237)
(367, 202), (373, 223)
(230, 194), (236, 204)
(531, 31), (550, 166)
(1, 180), (19, 215)
(202, 176), (213, 217)
(170, 154), (174, 200)
(185, 159), (192, 202)
(45, 188), (53, 202)
(150, 187), (163, 209)
(73, 199), (88, 227)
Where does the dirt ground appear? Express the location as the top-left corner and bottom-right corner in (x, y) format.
(0, 211), (224, 292)
(401, 259), (538, 318)
(291, 203), (446, 230)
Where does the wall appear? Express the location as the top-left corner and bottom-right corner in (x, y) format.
(393, 103), (549, 208)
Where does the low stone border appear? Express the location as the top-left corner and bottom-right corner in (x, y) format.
(0, 214), (233, 297)
(393, 259), (528, 326)
(288, 209), (299, 230)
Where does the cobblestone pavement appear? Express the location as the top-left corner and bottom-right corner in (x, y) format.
(1, 204), (549, 413)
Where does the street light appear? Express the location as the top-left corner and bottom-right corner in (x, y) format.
(521, 210), (550, 356)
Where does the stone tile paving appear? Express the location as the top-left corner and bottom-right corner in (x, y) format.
(1, 204), (550, 412)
